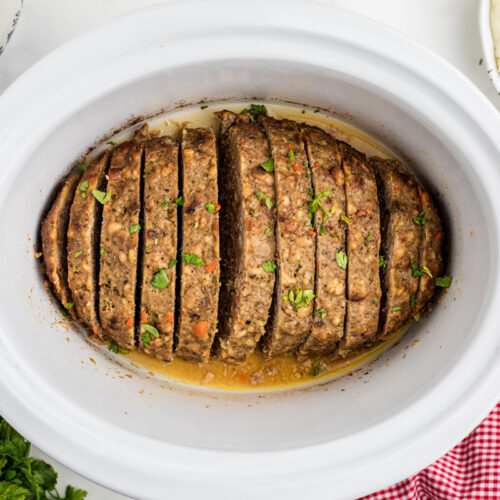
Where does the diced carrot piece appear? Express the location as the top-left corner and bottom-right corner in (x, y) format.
(293, 164), (302, 172)
(308, 229), (317, 236)
(125, 316), (134, 328)
(286, 143), (295, 150)
(192, 320), (209, 338)
(215, 202), (221, 212)
(238, 373), (247, 382)
(141, 310), (147, 324)
(92, 326), (99, 335)
(165, 312), (175, 324)
(203, 260), (219, 273)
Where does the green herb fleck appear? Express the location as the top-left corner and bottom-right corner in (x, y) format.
(379, 255), (386, 270)
(288, 148), (295, 163)
(240, 103), (268, 118)
(100, 249), (107, 256)
(74, 250), (83, 259)
(284, 286), (315, 309)
(340, 213), (350, 224)
(410, 294), (416, 309)
(314, 109), (320, 113)
(205, 203), (217, 213)
(161, 199), (168, 208)
(311, 361), (322, 376)
(168, 258), (177, 269)
(106, 140), (117, 146)
(79, 181), (89, 199)
(391, 306), (402, 312)
(109, 339), (129, 354)
(435, 276), (452, 288)
(200, 105), (208, 109)
(142, 332), (151, 350)
(262, 261), (277, 273)
(193, 221), (199, 229)
(260, 157), (274, 172)
(411, 264), (433, 278)
(78, 161), (89, 172)
(143, 323), (160, 338)
(413, 210), (427, 229)
(256, 191), (273, 210)
(413, 312), (421, 322)
(182, 253), (204, 267)
(91, 189), (111, 204)
(151, 268), (170, 289)
(129, 224), (141, 234)
(371, 298), (376, 304)
(336, 250), (348, 270)
(176, 196), (184, 206)
(366, 231), (372, 242)
(313, 308), (327, 320)
(479, 58), (483, 65)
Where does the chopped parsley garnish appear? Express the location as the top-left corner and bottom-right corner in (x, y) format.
(411, 264), (433, 278)
(313, 307), (327, 320)
(151, 268), (170, 289)
(379, 255), (386, 270)
(142, 332), (151, 349)
(256, 191), (273, 210)
(193, 221), (199, 229)
(168, 258), (177, 269)
(175, 196), (184, 206)
(240, 103), (268, 118)
(288, 148), (295, 163)
(366, 231), (372, 242)
(340, 213), (350, 224)
(371, 298), (376, 304)
(302, 161), (308, 167)
(129, 224), (141, 234)
(391, 306), (402, 312)
(336, 250), (348, 270)
(91, 189), (111, 204)
(413, 312), (421, 322)
(182, 253), (204, 267)
(435, 276), (452, 288)
(143, 323), (160, 338)
(479, 58), (483, 65)
(106, 140), (117, 146)
(262, 261), (277, 273)
(410, 294), (416, 309)
(161, 199), (168, 208)
(205, 203), (217, 213)
(314, 109), (320, 113)
(65, 303), (74, 309)
(74, 250), (83, 258)
(309, 189), (330, 224)
(200, 105), (208, 109)
(413, 210), (427, 229)
(260, 157), (274, 172)
(100, 249), (107, 256)
(311, 361), (322, 376)
(282, 287), (315, 309)
(61, 308), (71, 318)
(108, 339), (129, 354)
(78, 161), (89, 172)
(79, 181), (89, 199)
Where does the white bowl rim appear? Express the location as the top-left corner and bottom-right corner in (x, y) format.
(479, 0), (500, 93)
(1, 1), (500, 498)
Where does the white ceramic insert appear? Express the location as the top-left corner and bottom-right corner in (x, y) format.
(0, 1), (500, 498)
(480, 0), (500, 93)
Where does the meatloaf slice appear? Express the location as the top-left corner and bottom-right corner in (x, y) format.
(67, 152), (109, 335)
(215, 110), (276, 363)
(176, 127), (220, 363)
(337, 142), (381, 357)
(99, 139), (143, 349)
(415, 187), (444, 308)
(41, 173), (81, 318)
(298, 125), (347, 356)
(138, 135), (179, 361)
(258, 115), (315, 358)
(372, 158), (422, 337)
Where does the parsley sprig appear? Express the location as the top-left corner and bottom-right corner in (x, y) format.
(282, 287), (315, 309)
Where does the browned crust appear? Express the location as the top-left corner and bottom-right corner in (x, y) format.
(41, 173), (81, 318)
(67, 152), (109, 334)
(215, 110), (276, 362)
(99, 141), (143, 349)
(258, 115), (315, 358)
(138, 136), (179, 361)
(416, 187), (444, 307)
(372, 158), (422, 337)
(337, 142), (381, 357)
(176, 128), (220, 363)
(298, 125), (347, 356)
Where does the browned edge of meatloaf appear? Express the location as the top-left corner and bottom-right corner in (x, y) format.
(336, 141), (381, 358)
(372, 158), (422, 338)
(298, 124), (347, 356)
(415, 186), (444, 308)
(67, 151), (110, 336)
(137, 133), (179, 361)
(98, 137), (143, 349)
(215, 110), (276, 363)
(41, 173), (81, 319)
(258, 115), (315, 358)
(176, 127), (220, 363)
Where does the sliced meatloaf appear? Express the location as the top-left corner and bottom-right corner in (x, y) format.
(176, 127), (220, 363)
(41, 173), (81, 318)
(138, 135), (179, 361)
(372, 158), (422, 337)
(215, 110), (276, 363)
(337, 142), (381, 357)
(99, 139), (143, 349)
(298, 124), (347, 356)
(67, 152), (109, 335)
(258, 115), (315, 358)
(415, 186), (444, 308)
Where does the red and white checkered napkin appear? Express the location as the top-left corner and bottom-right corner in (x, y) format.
(360, 402), (500, 500)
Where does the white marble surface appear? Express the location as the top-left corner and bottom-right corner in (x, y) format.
(0, 0), (498, 498)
